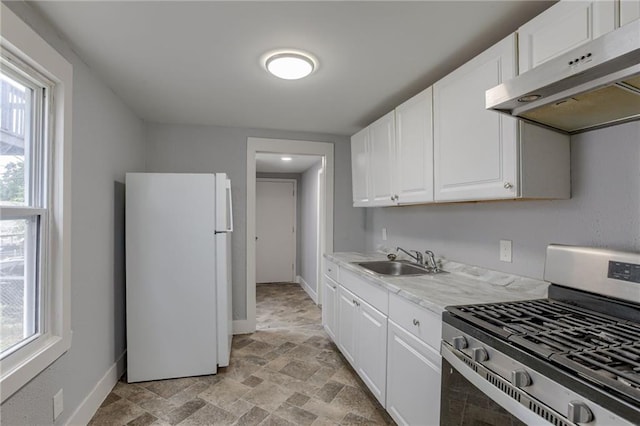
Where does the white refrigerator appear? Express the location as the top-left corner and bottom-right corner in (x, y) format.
(125, 173), (233, 382)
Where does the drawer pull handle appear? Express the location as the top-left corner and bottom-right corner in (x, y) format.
(413, 319), (420, 326)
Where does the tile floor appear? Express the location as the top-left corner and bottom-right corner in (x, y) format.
(89, 282), (394, 425)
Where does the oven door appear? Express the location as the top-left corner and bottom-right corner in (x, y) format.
(440, 343), (556, 426)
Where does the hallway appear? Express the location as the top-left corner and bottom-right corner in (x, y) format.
(89, 283), (392, 425)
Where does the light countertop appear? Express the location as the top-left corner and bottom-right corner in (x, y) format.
(324, 252), (549, 316)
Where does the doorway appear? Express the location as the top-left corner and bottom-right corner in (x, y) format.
(255, 179), (297, 283)
(243, 138), (334, 334)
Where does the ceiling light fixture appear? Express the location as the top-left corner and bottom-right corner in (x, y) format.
(281, 156), (293, 161)
(262, 50), (317, 80)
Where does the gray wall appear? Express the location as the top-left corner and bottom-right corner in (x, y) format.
(300, 161), (323, 293)
(146, 124), (365, 319)
(1, 2), (147, 424)
(256, 173), (303, 275)
(366, 121), (640, 279)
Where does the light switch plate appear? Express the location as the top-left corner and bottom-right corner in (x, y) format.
(53, 389), (63, 420)
(500, 240), (512, 262)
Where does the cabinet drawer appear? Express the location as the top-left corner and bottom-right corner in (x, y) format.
(340, 268), (388, 314)
(389, 293), (441, 350)
(324, 259), (339, 281)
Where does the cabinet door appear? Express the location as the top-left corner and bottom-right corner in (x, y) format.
(356, 299), (388, 407)
(321, 276), (338, 342)
(386, 320), (441, 426)
(368, 111), (397, 206)
(395, 87), (434, 204)
(337, 286), (358, 367)
(621, 0), (640, 26)
(518, 0), (616, 73)
(350, 127), (370, 206)
(434, 35), (518, 202)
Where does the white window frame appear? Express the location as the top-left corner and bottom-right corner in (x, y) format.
(1, 4), (72, 403)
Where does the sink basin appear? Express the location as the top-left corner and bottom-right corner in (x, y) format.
(356, 260), (431, 276)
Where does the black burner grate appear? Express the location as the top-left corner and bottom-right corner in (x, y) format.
(448, 299), (640, 404)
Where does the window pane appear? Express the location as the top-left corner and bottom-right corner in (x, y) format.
(0, 73), (32, 206)
(0, 218), (38, 355)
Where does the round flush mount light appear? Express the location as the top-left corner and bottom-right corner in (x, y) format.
(262, 50), (318, 80)
(281, 156), (293, 161)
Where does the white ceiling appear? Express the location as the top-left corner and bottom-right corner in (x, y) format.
(30, 1), (555, 136)
(256, 153), (322, 174)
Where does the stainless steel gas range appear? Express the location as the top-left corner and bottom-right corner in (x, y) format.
(440, 245), (640, 426)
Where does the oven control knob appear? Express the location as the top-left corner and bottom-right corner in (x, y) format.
(511, 370), (532, 387)
(471, 347), (488, 362)
(567, 401), (593, 423)
(452, 336), (467, 350)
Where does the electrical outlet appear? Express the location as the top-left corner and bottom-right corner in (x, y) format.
(53, 389), (63, 420)
(500, 240), (512, 263)
(381, 228), (387, 241)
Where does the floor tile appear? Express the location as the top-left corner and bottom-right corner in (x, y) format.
(274, 402), (318, 425)
(165, 398), (206, 425)
(198, 378), (251, 408)
(235, 406), (270, 426)
(177, 403), (236, 426)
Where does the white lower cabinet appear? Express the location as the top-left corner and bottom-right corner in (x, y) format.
(337, 286), (358, 367)
(321, 275), (338, 341)
(386, 320), (441, 426)
(324, 261), (443, 418)
(336, 284), (388, 407)
(356, 299), (388, 405)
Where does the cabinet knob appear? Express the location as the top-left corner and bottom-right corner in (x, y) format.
(471, 347), (488, 362)
(452, 336), (467, 350)
(511, 370), (531, 387)
(412, 319), (420, 326)
(390, 196), (395, 201)
(567, 401), (593, 423)
(504, 182), (513, 189)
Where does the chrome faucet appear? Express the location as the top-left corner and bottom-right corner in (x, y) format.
(424, 250), (439, 272)
(396, 247), (424, 265)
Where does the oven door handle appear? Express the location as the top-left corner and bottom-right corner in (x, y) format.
(441, 343), (557, 426)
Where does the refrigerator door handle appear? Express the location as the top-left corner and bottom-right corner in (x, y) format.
(226, 179), (233, 232)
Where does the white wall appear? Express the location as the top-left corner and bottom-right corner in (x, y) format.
(366, 122), (640, 279)
(1, 2), (147, 425)
(146, 124), (365, 319)
(300, 161), (323, 293)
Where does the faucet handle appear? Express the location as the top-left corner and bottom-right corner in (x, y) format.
(424, 250), (439, 271)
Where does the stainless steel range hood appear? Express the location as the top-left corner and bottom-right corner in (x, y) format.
(486, 19), (640, 134)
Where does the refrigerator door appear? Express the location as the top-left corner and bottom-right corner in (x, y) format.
(126, 173), (218, 382)
(215, 173), (233, 366)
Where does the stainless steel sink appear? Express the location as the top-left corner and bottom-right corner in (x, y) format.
(356, 260), (431, 276)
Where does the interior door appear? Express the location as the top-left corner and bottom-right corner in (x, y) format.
(256, 179), (296, 283)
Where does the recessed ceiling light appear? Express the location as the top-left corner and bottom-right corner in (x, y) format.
(281, 156), (293, 161)
(262, 50), (317, 80)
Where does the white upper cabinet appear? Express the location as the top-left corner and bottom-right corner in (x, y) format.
(350, 89), (434, 207)
(350, 127), (370, 207)
(434, 34), (570, 202)
(518, 0), (616, 73)
(434, 35), (519, 202)
(368, 111), (397, 206)
(394, 87), (434, 204)
(621, 0), (640, 26)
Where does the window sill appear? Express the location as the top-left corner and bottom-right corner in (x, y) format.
(0, 332), (72, 403)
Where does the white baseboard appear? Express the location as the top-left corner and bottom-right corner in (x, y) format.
(65, 351), (126, 426)
(233, 320), (254, 335)
(297, 275), (318, 304)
